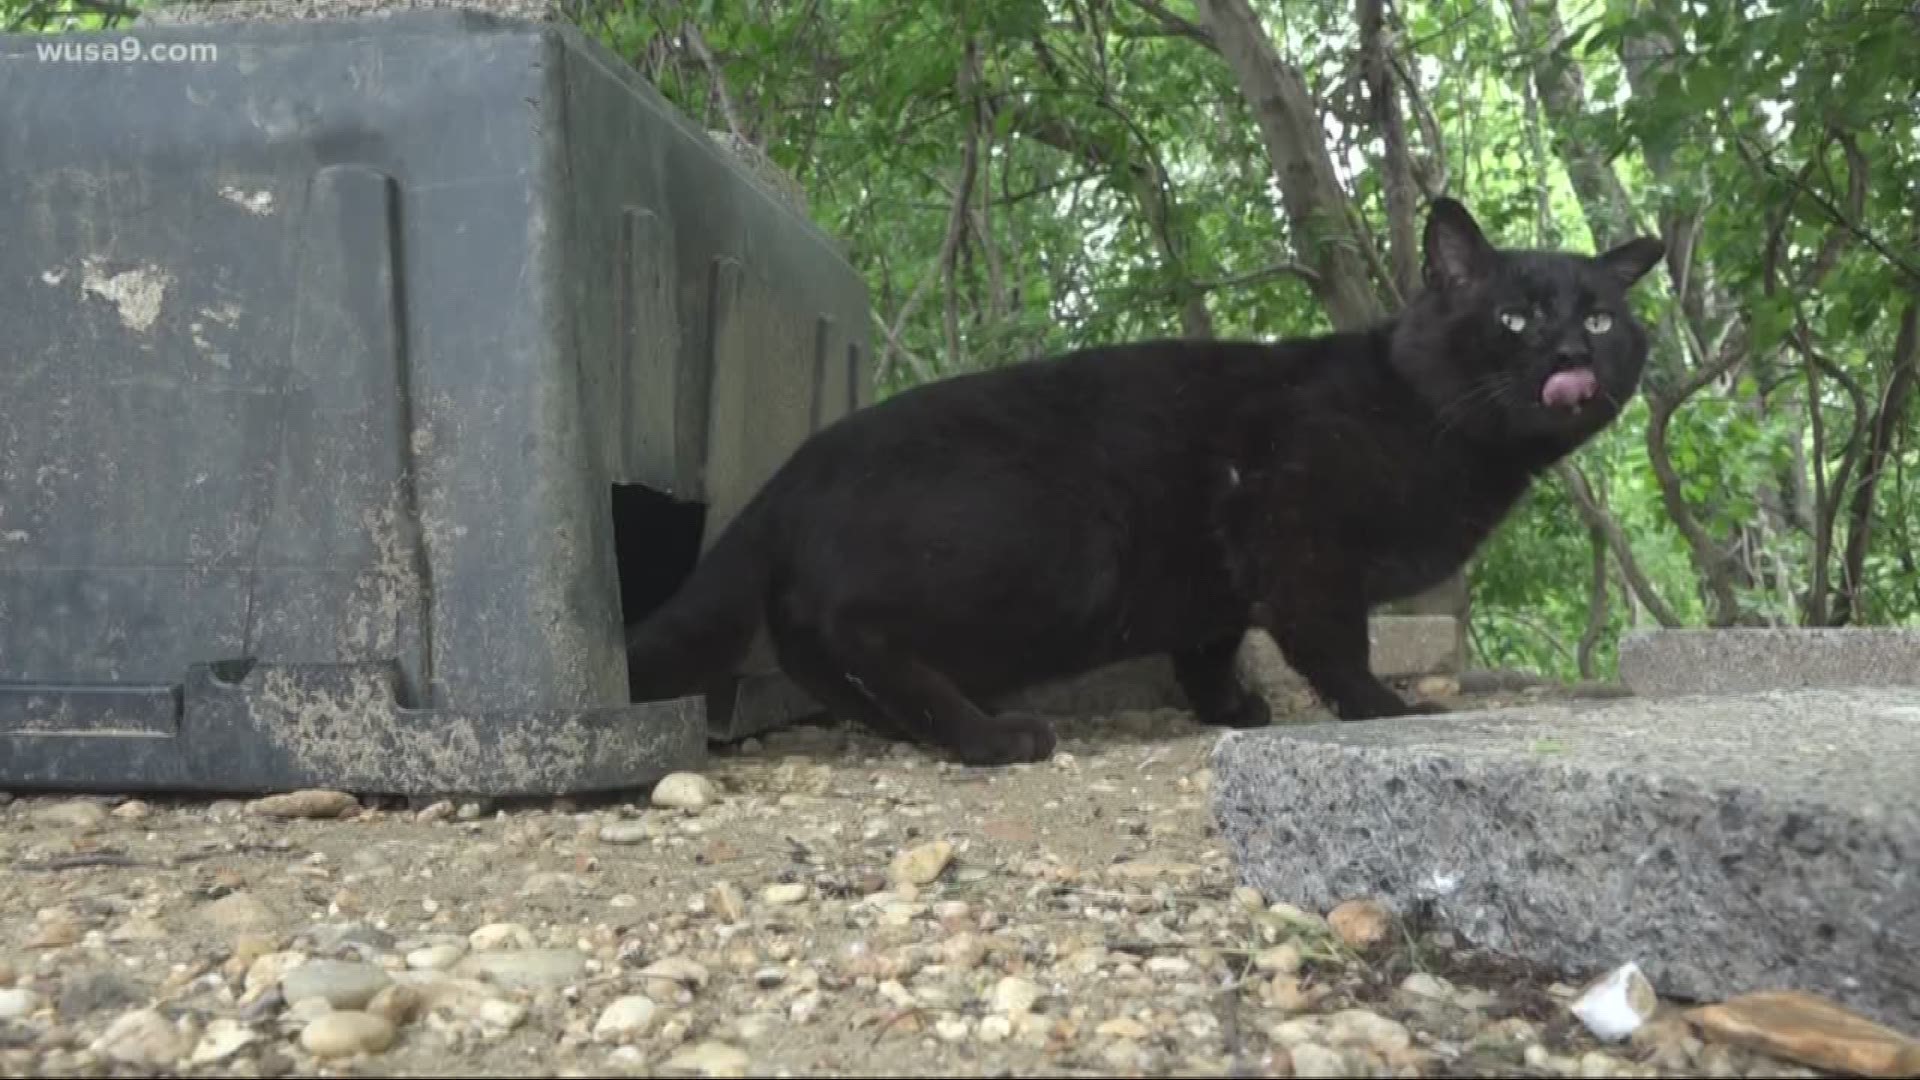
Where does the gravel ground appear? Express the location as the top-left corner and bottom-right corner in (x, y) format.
(0, 695), (1835, 1078)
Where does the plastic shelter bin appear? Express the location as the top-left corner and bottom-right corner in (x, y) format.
(0, 12), (873, 797)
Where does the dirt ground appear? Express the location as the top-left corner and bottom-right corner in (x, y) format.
(0, 688), (1832, 1078)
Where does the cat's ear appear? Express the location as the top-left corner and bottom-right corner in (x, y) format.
(1595, 236), (1667, 289)
(1422, 198), (1495, 291)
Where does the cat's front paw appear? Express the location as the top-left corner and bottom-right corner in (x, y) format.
(1330, 681), (1430, 720)
(957, 712), (1058, 766)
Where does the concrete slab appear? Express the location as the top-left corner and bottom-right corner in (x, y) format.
(1211, 689), (1920, 1031)
(1620, 628), (1920, 696)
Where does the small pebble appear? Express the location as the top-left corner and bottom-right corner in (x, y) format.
(189, 1018), (256, 1065)
(32, 799), (109, 830)
(200, 892), (279, 932)
(753, 967), (787, 989)
(468, 922), (536, 951)
(598, 821), (651, 844)
(991, 975), (1041, 1016)
(639, 956), (711, 993)
(652, 772), (717, 810)
(406, 944), (464, 970)
(1327, 898), (1392, 950)
(1255, 943), (1303, 974)
(300, 1010), (396, 1057)
(453, 948), (588, 992)
(709, 882), (746, 922)
(0, 988), (44, 1021)
(476, 998), (528, 1032)
(280, 959), (391, 1009)
(367, 984), (422, 1026)
(594, 995), (659, 1042)
(662, 1040), (751, 1077)
(890, 840), (955, 886)
(246, 951), (308, 998)
(249, 789), (359, 819)
(91, 1008), (186, 1067)
(1290, 1043), (1351, 1077)
(762, 881), (809, 905)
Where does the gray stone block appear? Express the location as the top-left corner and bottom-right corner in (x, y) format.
(1211, 690), (1920, 1031)
(1621, 628), (1920, 696)
(1368, 615), (1460, 678)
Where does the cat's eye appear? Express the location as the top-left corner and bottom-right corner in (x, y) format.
(1499, 311), (1528, 333)
(1585, 312), (1614, 334)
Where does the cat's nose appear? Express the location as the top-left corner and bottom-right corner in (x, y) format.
(1554, 343), (1590, 368)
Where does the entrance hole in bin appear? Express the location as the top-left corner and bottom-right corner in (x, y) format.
(611, 482), (707, 696)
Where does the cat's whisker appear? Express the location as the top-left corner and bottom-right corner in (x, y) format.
(1434, 373), (1517, 436)
(1433, 377), (1505, 423)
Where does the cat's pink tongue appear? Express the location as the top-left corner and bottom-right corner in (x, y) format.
(1542, 368), (1598, 407)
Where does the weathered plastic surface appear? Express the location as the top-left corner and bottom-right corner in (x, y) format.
(0, 13), (874, 795)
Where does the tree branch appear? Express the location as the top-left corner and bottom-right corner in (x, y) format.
(1645, 321), (1750, 625)
(1554, 463), (1682, 627)
(1119, 0), (1217, 49)
(1755, 126), (1872, 624)
(1836, 300), (1920, 625)
(1733, 126), (1920, 287)
(1196, 260), (1322, 292)
(869, 309), (934, 385)
(681, 23), (751, 147)
(1385, 31), (1448, 197)
(991, 64), (1214, 336)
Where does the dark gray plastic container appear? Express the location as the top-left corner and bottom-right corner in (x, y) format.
(0, 12), (873, 796)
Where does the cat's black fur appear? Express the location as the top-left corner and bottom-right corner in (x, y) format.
(626, 198), (1666, 765)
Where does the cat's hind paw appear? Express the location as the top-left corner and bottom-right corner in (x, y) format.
(956, 712), (1058, 766)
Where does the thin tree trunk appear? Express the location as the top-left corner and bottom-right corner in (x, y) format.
(1359, 0), (1419, 296)
(1578, 525), (1609, 679)
(1195, 0), (1384, 329)
(1836, 301), (1920, 624)
(1554, 463), (1682, 627)
(942, 40), (982, 370)
(1504, 0), (1639, 247)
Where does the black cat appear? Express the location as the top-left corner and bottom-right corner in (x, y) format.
(626, 198), (1665, 765)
